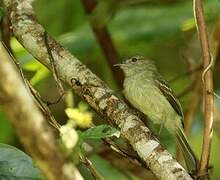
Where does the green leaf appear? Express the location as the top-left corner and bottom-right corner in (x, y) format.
(10, 38), (35, 65)
(29, 67), (50, 85)
(80, 125), (120, 141)
(0, 143), (43, 179)
(23, 61), (50, 85)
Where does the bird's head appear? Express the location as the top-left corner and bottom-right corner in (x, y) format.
(114, 55), (156, 77)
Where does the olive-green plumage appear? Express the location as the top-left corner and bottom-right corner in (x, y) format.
(116, 55), (197, 174)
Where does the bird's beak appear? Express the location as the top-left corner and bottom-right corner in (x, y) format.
(113, 64), (120, 67)
(113, 63), (123, 67)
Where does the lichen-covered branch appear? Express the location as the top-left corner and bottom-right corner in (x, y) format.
(0, 42), (83, 180)
(4, 0), (192, 179)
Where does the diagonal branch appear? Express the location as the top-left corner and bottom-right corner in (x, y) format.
(0, 42), (83, 180)
(193, 0), (214, 177)
(4, 0), (192, 179)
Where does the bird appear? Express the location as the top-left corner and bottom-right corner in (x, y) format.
(114, 55), (197, 174)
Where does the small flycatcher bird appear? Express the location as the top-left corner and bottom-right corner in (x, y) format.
(115, 55), (197, 174)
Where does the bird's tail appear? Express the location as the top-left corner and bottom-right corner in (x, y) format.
(175, 128), (198, 174)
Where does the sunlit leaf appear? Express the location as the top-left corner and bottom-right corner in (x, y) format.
(23, 61), (41, 71)
(181, 18), (196, 32)
(10, 38), (35, 65)
(31, 68), (49, 85)
(23, 61), (50, 85)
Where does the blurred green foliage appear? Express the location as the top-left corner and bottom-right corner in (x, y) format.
(0, 6), (4, 18)
(0, 0), (220, 179)
(0, 110), (15, 143)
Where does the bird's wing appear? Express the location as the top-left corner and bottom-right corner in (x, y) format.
(154, 73), (184, 119)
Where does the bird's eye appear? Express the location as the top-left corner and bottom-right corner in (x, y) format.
(131, 57), (138, 62)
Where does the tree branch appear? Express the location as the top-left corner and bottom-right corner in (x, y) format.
(4, 0), (192, 179)
(81, 0), (123, 86)
(193, 0), (214, 177)
(0, 42), (83, 180)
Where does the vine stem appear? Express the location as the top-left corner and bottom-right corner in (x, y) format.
(193, 0), (214, 177)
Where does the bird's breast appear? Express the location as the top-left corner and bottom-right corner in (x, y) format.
(123, 76), (176, 125)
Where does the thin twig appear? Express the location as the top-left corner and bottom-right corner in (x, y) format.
(193, 0), (214, 177)
(103, 138), (139, 161)
(80, 155), (104, 180)
(44, 92), (65, 106)
(213, 92), (220, 100)
(4, 38), (64, 107)
(27, 82), (61, 130)
(2, 42), (60, 130)
(44, 31), (65, 95)
(81, 0), (123, 87)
